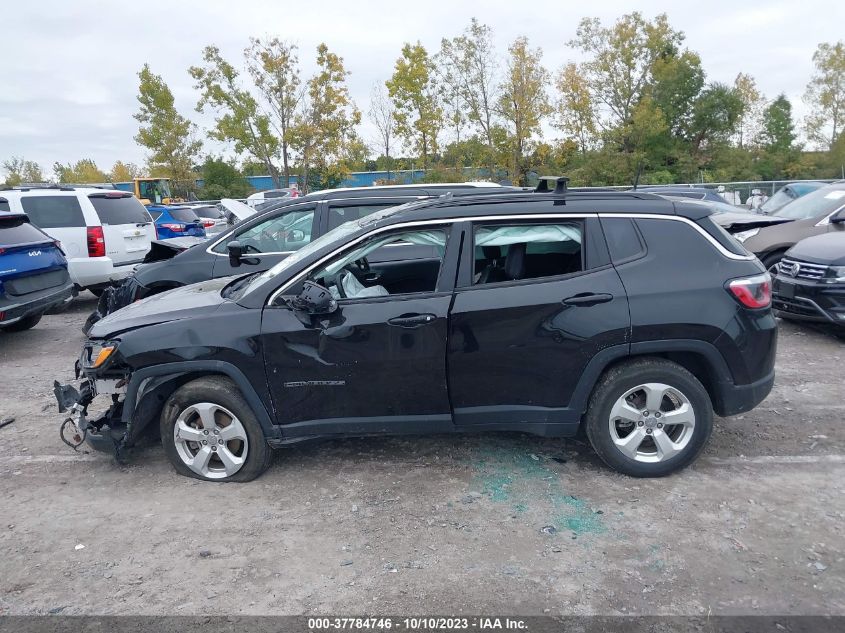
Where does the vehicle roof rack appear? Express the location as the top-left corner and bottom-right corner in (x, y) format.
(0, 184), (76, 192)
(535, 176), (569, 194)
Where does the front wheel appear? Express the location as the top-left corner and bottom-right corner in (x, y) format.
(584, 358), (713, 477)
(160, 377), (273, 482)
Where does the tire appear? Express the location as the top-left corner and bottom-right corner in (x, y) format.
(761, 252), (784, 275)
(160, 376), (273, 482)
(584, 358), (713, 477)
(0, 314), (42, 332)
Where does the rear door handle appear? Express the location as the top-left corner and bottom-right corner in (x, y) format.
(562, 293), (613, 307)
(387, 313), (437, 328)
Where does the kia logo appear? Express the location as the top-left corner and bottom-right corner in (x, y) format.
(28, 250), (41, 257)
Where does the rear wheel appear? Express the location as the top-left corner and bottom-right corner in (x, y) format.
(0, 314), (42, 332)
(585, 358), (713, 477)
(160, 377), (273, 482)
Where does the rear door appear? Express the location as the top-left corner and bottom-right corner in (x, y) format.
(447, 215), (630, 431)
(18, 194), (87, 260)
(87, 193), (153, 265)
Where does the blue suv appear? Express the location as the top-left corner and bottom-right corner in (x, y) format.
(0, 211), (74, 332)
(147, 206), (206, 240)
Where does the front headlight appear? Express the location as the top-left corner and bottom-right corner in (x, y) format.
(732, 228), (760, 243)
(81, 341), (118, 369)
(823, 265), (845, 284)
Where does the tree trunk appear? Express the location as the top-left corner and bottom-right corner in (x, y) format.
(281, 141), (291, 188)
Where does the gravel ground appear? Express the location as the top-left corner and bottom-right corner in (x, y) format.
(0, 294), (843, 616)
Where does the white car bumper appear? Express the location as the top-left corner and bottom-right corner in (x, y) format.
(68, 258), (142, 289)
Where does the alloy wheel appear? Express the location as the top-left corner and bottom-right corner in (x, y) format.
(173, 402), (249, 479)
(608, 383), (696, 463)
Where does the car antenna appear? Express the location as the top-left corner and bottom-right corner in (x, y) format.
(535, 176), (569, 194)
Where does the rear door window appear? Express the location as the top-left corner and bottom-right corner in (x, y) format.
(20, 196), (86, 228)
(168, 208), (201, 223)
(601, 218), (646, 263)
(88, 194), (149, 225)
(0, 216), (51, 246)
(327, 204), (398, 231)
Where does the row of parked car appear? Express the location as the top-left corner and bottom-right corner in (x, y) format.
(2, 180), (844, 335)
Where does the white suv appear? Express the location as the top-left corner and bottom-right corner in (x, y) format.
(1, 187), (155, 293)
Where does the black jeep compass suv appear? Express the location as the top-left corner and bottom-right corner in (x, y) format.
(56, 184), (777, 481)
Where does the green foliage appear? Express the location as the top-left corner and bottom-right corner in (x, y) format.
(53, 159), (107, 184)
(386, 42), (443, 169)
(289, 43), (361, 192)
(200, 157), (253, 199)
(109, 161), (141, 183)
(804, 41), (845, 148)
(497, 36), (551, 185)
(134, 64), (201, 195)
(2, 157), (44, 186)
(190, 46), (282, 187)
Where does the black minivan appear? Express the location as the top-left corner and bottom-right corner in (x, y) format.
(56, 187), (777, 482)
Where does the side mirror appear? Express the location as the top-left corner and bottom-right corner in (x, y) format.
(287, 281), (337, 323)
(831, 209), (845, 224)
(227, 240), (243, 267)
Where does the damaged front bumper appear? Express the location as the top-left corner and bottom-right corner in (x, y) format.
(54, 372), (130, 458)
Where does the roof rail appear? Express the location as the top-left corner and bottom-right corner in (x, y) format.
(535, 176), (569, 194)
(0, 184), (76, 192)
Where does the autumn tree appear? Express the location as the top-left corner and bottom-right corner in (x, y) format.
(289, 44), (360, 192)
(190, 46), (281, 187)
(134, 64), (201, 194)
(734, 72), (764, 149)
(438, 19), (500, 171)
(109, 161), (141, 182)
(53, 159), (107, 183)
(2, 157), (43, 186)
(368, 82), (397, 174)
(804, 41), (845, 148)
(245, 37), (302, 186)
(386, 42), (443, 169)
(759, 94), (797, 152)
(497, 36), (550, 185)
(552, 63), (597, 155)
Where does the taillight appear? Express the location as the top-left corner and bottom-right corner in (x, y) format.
(202, 220), (215, 228)
(87, 226), (105, 257)
(160, 223), (185, 232)
(728, 273), (772, 309)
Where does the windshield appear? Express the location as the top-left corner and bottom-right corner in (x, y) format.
(239, 201), (419, 297)
(138, 179), (173, 203)
(759, 189), (793, 213)
(773, 186), (845, 220)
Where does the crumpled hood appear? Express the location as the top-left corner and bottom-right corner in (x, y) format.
(89, 276), (233, 338)
(713, 212), (791, 232)
(786, 232), (845, 266)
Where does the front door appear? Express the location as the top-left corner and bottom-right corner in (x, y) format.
(211, 202), (319, 278)
(447, 217), (630, 431)
(260, 223), (458, 437)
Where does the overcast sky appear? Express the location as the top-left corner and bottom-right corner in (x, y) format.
(2, 0), (843, 176)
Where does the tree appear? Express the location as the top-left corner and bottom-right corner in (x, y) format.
(386, 42), (443, 169)
(759, 94), (797, 152)
(570, 12), (684, 128)
(109, 161), (141, 183)
(649, 50), (704, 137)
(289, 44), (360, 193)
(2, 157), (43, 186)
(733, 72), (764, 149)
(53, 159), (107, 183)
(685, 83), (743, 154)
(497, 36), (550, 185)
(134, 64), (201, 195)
(804, 41), (845, 148)
(245, 37), (302, 186)
(190, 46), (282, 187)
(200, 157), (253, 199)
(368, 82), (396, 175)
(438, 18), (500, 171)
(552, 63), (597, 155)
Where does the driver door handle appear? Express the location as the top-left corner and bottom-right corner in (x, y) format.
(562, 293), (613, 307)
(387, 313), (437, 328)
